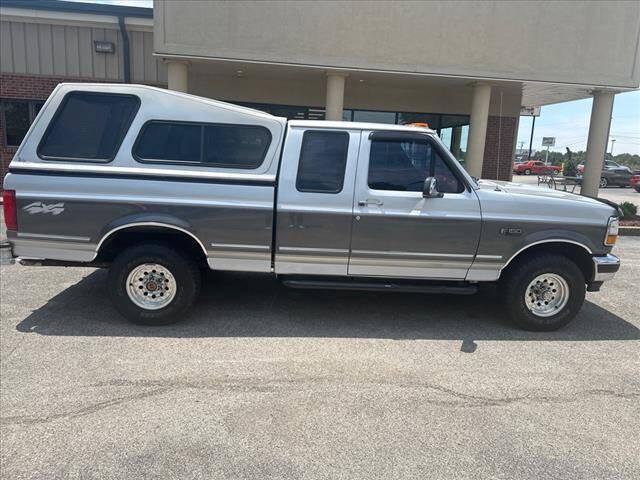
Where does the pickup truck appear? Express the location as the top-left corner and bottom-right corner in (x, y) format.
(2, 84), (621, 331)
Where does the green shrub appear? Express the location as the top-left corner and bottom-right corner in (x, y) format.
(619, 201), (638, 219)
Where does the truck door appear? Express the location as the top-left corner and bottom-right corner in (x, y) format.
(348, 130), (481, 279)
(275, 126), (361, 275)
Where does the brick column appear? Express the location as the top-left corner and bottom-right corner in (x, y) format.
(481, 116), (519, 181)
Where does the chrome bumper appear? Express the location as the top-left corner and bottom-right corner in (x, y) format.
(592, 254), (620, 282)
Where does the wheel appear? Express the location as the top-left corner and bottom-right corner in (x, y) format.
(501, 254), (585, 331)
(599, 177), (608, 188)
(108, 243), (201, 325)
(524, 169), (532, 175)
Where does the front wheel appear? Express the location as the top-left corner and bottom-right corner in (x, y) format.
(108, 243), (201, 325)
(524, 169), (532, 175)
(501, 254), (585, 331)
(599, 177), (608, 188)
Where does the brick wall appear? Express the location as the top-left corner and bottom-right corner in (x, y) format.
(481, 115), (518, 181)
(1, 73), (108, 186)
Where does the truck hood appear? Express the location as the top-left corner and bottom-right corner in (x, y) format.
(476, 179), (613, 208)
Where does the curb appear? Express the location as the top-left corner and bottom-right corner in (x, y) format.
(620, 226), (640, 237)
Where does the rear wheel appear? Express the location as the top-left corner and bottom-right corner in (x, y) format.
(524, 169), (532, 175)
(108, 243), (201, 325)
(599, 177), (608, 188)
(501, 254), (585, 331)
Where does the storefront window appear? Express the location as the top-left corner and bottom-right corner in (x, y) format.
(353, 110), (396, 124)
(1, 100), (44, 147)
(229, 100), (470, 162)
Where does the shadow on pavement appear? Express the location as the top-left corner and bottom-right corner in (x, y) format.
(16, 269), (640, 341)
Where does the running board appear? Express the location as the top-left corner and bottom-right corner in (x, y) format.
(280, 276), (478, 295)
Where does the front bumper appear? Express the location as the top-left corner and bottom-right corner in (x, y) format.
(592, 254), (620, 282)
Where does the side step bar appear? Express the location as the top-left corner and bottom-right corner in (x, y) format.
(280, 276), (478, 295)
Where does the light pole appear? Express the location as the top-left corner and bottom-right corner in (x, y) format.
(610, 138), (616, 156)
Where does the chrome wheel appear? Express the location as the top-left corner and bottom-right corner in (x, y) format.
(525, 273), (569, 318)
(126, 263), (177, 310)
(600, 178), (608, 188)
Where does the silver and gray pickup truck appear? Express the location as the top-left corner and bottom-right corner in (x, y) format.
(2, 84), (621, 330)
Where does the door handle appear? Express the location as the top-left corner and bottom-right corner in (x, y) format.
(358, 198), (384, 207)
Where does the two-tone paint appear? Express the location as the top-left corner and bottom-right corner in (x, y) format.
(3, 83), (620, 286)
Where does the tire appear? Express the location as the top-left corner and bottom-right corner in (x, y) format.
(599, 177), (608, 188)
(501, 254), (585, 331)
(108, 243), (201, 325)
(524, 169), (532, 176)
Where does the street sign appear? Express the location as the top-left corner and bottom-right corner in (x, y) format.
(542, 137), (556, 147)
(520, 106), (541, 117)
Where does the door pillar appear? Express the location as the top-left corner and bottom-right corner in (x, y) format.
(581, 90), (616, 197)
(165, 60), (189, 93)
(325, 72), (347, 121)
(451, 126), (463, 159)
(465, 83), (492, 178)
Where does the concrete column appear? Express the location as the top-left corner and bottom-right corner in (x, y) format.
(581, 90), (616, 197)
(166, 60), (189, 93)
(465, 83), (492, 178)
(325, 72), (347, 121)
(451, 126), (462, 159)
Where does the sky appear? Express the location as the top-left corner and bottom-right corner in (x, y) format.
(65, 0), (640, 156)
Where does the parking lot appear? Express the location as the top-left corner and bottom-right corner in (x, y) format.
(1, 236), (639, 479)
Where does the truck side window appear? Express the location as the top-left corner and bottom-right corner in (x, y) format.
(296, 130), (349, 193)
(368, 138), (463, 193)
(38, 92), (139, 161)
(135, 122), (201, 162)
(134, 121), (271, 169)
(203, 124), (270, 168)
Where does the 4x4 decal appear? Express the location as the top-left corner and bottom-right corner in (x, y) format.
(23, 202), (65, 216)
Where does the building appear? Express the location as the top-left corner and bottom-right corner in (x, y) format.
(0, 0), (164, 177)
(2, 0), (640, 196)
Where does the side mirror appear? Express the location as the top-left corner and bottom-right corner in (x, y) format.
(423, 177), (443, 198)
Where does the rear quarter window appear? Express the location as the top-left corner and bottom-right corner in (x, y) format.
(38, 92), (139, 162)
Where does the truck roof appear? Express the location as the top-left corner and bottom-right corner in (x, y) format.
(288, 119), (436, 133)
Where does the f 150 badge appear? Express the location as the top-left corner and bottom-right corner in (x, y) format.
(23, 202), (65, 216)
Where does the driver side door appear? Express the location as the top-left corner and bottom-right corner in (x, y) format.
(348, 131), (481, 279)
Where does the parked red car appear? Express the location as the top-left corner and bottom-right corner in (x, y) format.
(631, 174), (640, 193)
(513, 161), (562, 175)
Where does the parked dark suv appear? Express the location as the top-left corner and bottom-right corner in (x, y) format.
(598, 167), (633, 188)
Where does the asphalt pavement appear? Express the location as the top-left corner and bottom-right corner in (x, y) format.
(1, 237), (639, 479)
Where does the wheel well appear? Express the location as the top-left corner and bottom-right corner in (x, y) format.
(502, 242), (593, 283)
(95, 226), (208, 268)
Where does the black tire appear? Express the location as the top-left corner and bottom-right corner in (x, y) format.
(108, 243), (201, 325)
(599, 177), (608, 188)
(524, 169), (532, 175)
(501, 254), (585, 331)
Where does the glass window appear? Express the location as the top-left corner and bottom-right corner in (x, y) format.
(296, 130), (349, 193)
(39, 92), (139, 161)
(134, 121), (271, 169)
(2, 101), (30, 147)
(135, 122), (201, 163)
(440, 115), (469, 128)
(353, 110), (396, 124)
(368, 137), (463, 194)
(203, 124), (271, 168)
